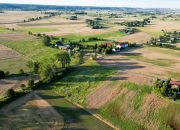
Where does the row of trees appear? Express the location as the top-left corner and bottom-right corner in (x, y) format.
(27, 50), (83, 82)
(120, 18), (151, 27)
(145, 31), (180, 50)
(86, 19), (105, 29)
(154, 79), (180, 101)
(23, 12), (61, 23)
(69, 16), (78, 20)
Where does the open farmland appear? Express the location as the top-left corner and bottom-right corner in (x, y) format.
(0, 44), (28, 73)
(0, 11), (46, 24)
(0, 92), (64, 130)
(0, 4), (180, 130)
(137, 20), (180, 37)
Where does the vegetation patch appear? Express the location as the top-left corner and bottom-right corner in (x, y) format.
(99, 82), (180, 130)
(0, 27), (9, 33)
(51, 59), (116, 105)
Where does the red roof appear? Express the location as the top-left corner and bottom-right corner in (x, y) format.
(170, 81), (180, 86)
(102, 42), (113, 47)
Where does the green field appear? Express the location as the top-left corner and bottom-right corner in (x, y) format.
(0, 57), (29, 73)
(63, 31), (126, 45)
(127, 55), (177, 67)
(0, 27), (9, 33)
(36, 86), (114, 130)
(51, 59), (116, 105)
(0, 39), (59, 63)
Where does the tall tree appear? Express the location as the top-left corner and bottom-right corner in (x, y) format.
(43, 35), (51, 46)
(55, 51), (71, 68)
(39, 64), (56, 82)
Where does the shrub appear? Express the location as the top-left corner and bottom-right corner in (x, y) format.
(0, 70), (5, 79)
(7, 89), (16, 99)
(19, 69), (25, 75)
(20, 84), (26, 91)
(28, 79), (35, 89)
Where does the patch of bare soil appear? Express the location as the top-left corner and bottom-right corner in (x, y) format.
(97, 55), (167, 79)
(0, 76), (39, 97)
(87, 79), (121, 109)
(118, 32), (152, 44)
(117, 72), (153, 85)
(0, 92), (64, 130)
(0, 44), (20, 60)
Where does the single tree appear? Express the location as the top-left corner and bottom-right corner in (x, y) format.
(7, 89), (16, 99)
(39, 64), (56, 82)
(27, 61), (40, 74)
(0, 70), (5, 79)
(43, 35), (51, 46)
(55, 51), (71, 68)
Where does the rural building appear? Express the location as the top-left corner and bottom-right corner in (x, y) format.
(55, 41), (70, 50)
(170, 80), (180, 87)
(102, 42), (114, 47)
(113, 42), (129, 52)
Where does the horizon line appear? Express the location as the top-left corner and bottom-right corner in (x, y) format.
(0, 2), (179, 10)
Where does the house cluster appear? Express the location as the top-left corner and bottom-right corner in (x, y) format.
(55, 41), (70, 50)
(102, 42), (129, 52)
(170, 80), (180, 96)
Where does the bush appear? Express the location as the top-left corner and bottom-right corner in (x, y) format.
(19, 69), (25, 75)
(7, 89), (16, 99)
(28, 79), (35, 89)
(20, 84), (26, 91)
(0, 70), (5, 79)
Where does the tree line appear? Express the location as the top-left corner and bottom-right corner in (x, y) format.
(120, 18), (151, 27)
(145, 31), (180, 50)
(154, 78), (180, 101)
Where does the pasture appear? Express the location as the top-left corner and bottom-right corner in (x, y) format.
(0, 10), (180, 130)
(51, 59), (116, 105)
(0, 44), (28, 73)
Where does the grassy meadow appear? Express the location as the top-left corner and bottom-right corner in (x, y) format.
(51, 59), (117, 105)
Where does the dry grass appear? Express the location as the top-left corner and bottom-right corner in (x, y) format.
(0, 32), (34, 41)
(0, 11), (45, 24)
(0, 92), (64, 130)
(0, 44), (20, 59)
(118, 32), (152, 44)
(138, 20), (180, 37)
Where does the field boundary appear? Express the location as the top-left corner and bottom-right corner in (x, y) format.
(65, 98), (120, 130)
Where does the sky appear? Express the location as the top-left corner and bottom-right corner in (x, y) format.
(0, 0), (180, 9)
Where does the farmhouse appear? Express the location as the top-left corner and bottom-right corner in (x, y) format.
(113, 42), (129, 52)
(170, 80), (180, 87)
(55, 41), (70, 50)
(102, 42), (114, 47)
